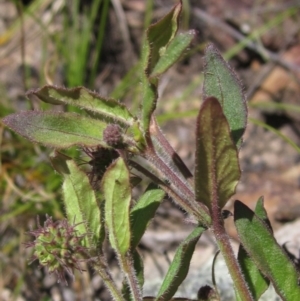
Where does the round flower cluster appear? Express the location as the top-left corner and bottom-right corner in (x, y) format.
(25, 216), (88, 285)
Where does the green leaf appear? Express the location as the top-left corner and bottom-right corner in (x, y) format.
(203, 44), (247, 148)
(151, 30), (195, 78)
(141, 1), (182, 132)
(27, 85), (135, 127)
(143, 1), (182, 75)
(236, 197), (270, 301)
(195, 97), (240, 209)
(2, 111), (108, 149)
(253, 196), (272, 232)
(141, 79), (158, 133)
(155, 225), (205, 301)
(234, 200), (300, 300)
(50, 153), (101, 248)
(131, 184), (165, 248)
(101, 157), (131, 255)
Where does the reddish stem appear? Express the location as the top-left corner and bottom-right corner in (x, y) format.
(211, 200), (253, 301)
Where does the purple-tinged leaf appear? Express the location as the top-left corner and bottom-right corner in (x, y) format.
(2, 111), (108, 148)
(195, 97), (240, 209)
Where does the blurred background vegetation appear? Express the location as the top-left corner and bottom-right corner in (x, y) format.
(1, 0), (300, 300)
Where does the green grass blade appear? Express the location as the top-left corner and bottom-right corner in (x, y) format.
(250, 102), (300, 114)
(250, 117), (300, 154)
(224, 7), (299, 60)
(89, 0), (110, 86)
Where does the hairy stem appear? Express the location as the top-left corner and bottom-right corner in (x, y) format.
(143, 297), (198, 301)
(120, 253), (142, 301)
(93, 259), (125, 301)
(150, 117), (194, 186)
(138, 142), (211, 226)
(211, 202), (254, 301)
(130, 159), (199, 219)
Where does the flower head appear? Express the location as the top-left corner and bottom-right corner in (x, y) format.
(25, 216), (88, 285)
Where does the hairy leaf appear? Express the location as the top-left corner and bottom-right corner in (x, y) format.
(2, 111), (108, 148)
(195, 97), (240, 209)
(27, 85), (134, 127)
(141, 1), (181, 132)
(101, 158), (131, 255)
(234, 200), (300, 300)
(50, 153), (101, 248)
(143, 1), (182, 75)
(236, 197), (270, 301)
(151, 30), (195, 78)
(131, 184), (165, 248)
(141, 79), (158, 133)
(155, 225), (205, 301)
(252, 196), (272, 232)
(203, 44), (247, 148)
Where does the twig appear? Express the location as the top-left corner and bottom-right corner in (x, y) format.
(192, 7), (300, 74)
